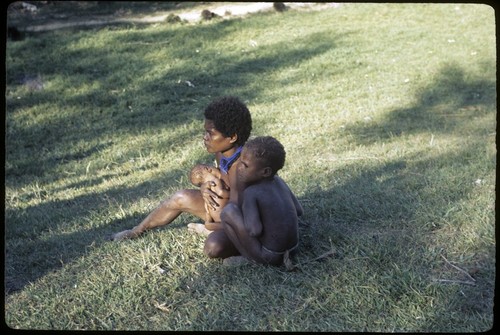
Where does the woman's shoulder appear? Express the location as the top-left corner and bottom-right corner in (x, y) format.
(214, 152), (222, 164)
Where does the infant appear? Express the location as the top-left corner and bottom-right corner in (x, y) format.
(189, 164), (230, 230)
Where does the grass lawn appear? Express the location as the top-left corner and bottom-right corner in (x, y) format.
(5, 2), (496, 331)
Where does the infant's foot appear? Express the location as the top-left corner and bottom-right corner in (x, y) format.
(187, 223), (212, 237)
(109, 229), (138, 241)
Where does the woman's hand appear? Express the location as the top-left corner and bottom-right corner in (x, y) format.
(211, 178), (230, 198)
(201, 178), (230, 210)
(200, 180), (222, 210)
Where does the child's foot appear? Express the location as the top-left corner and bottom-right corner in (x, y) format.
(187, 223), (212, 236)
(283, 249), (296, 271)
(223, 256), (253, 267)
(108, 229), (138, 241)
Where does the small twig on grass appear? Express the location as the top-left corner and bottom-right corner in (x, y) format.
(431, 254), (477, 286)
(316, 156), (382, 162)
(432, 278), (476, 286)
(440, 254), (476, 283)
(153, 300), (171, 312)
(125, 40), (171, 45)
(285, 249), (336, 271)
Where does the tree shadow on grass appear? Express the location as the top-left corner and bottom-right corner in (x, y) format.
(297, 61), (495, 252)
(4, 166), (190, 294)
(295, 143), (495, 330)
(6, 19), (346, 186)
(299, 143), (490, 251)
(346, 62), (496, 144)
(5, 13), (350, 297)
(292, 62), (495, 329)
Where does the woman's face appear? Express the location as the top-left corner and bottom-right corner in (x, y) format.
(203, 119), (235, 154)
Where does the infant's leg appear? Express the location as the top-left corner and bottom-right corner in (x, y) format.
(205, 203), (213, 223)
(204, 198), (228, 230)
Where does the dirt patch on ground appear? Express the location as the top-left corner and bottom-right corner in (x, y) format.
(7, 1), (341, 33)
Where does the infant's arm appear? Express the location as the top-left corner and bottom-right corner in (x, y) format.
(242, 189), (263, 237)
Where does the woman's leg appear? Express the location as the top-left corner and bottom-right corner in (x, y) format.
(110, 189), (206, 241)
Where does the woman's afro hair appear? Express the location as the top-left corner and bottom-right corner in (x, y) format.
(204, 96), (252, 146)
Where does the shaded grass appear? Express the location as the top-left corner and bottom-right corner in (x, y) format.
(5, 3), (496, 332)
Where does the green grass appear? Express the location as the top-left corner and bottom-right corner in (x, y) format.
(5, 2), (496, 331)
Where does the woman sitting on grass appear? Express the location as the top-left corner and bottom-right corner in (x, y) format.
(109, 96), (252, 260)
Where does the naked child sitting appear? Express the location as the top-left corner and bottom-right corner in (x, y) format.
(189, 164), (229, 231)
(220, 136), (303, 266)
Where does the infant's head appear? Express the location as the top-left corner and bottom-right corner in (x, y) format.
(190, 165), (217, 186)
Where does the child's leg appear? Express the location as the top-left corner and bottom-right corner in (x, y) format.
(220, 203), (281, 264)
(203, 230), (240, 259)
(219, 203), (247, 253)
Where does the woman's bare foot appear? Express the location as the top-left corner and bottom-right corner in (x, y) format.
(109, 229), (139, 241)
(187, 223), (212, 237)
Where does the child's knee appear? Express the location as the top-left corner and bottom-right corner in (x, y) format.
(204, 238), (224, 258)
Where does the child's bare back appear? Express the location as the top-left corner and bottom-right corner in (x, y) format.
(242, 176), (301, 253)
(220, 136), (303, 266)
(189, 164), (230, 230)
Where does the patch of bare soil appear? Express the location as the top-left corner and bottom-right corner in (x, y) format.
(7, 2), (341, 33)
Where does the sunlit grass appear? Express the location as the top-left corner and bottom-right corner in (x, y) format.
(5, 2), (495, 332)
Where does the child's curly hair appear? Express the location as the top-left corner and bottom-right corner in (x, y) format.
(245, 136), (286, 176)
(204, 96), (252, 146)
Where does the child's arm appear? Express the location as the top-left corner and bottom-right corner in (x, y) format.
(242, 191), (263, 237)
(277, 176), (303, 216)
(291, 191), (304, 217)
